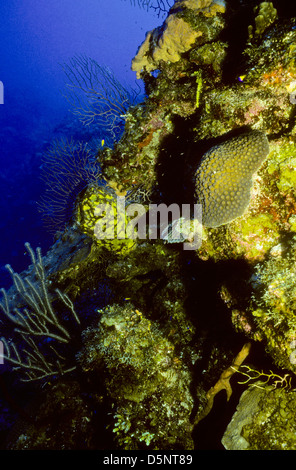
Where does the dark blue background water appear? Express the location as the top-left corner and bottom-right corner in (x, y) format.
(0, 0), (160, 288)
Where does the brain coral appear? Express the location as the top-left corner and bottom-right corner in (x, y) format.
(132, 15), (201, 79)
(195, 130), (269, 227)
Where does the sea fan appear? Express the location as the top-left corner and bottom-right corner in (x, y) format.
(38, 138), (103, 234)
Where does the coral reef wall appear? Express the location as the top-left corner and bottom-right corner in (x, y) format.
(2, 0), (296, 451)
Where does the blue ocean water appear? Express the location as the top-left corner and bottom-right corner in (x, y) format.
(0, 0), (160, 288)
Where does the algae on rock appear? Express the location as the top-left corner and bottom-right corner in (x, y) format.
(4, 0), (296, 452)
(77, 303), (195, 450)
(132, 0), (226, 78)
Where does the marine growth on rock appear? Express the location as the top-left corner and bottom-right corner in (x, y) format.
(195, 130), (270, 227)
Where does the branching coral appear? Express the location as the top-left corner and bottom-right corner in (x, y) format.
(150, 0), (174, 17)
(78, 302), (194, 450)
(236, 365), (293, 391)
(0, 243), (80, 382)
(38, 138), (103, 234)
(195, 130), (269, 227)
(62, 55), (140, 141)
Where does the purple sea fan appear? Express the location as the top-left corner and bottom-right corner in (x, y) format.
(38, 138), (103, 234)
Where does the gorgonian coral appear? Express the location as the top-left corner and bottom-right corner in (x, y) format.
(128, 0), (153, 8)
(38, 138), (103, 234)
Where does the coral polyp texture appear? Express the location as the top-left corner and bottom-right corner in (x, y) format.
(195, 130), (270, 227)
(131, 0), (226, 78)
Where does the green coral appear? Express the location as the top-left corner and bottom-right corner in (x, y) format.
(190, 41), (227, 81)
(104, 241), (196, 347)
(8, 381), (94, 450)
(132, 15), (202, 78)
(230, 212), (281, 261)
(77, 303), (194, 450)
(243, 387), (296, 450)
(131, 0), (225, 78)
(179, 0), (225, 16)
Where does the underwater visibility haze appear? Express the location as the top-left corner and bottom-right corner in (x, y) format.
(0, 0), (157, 287)
(1, 0), (296, 452)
